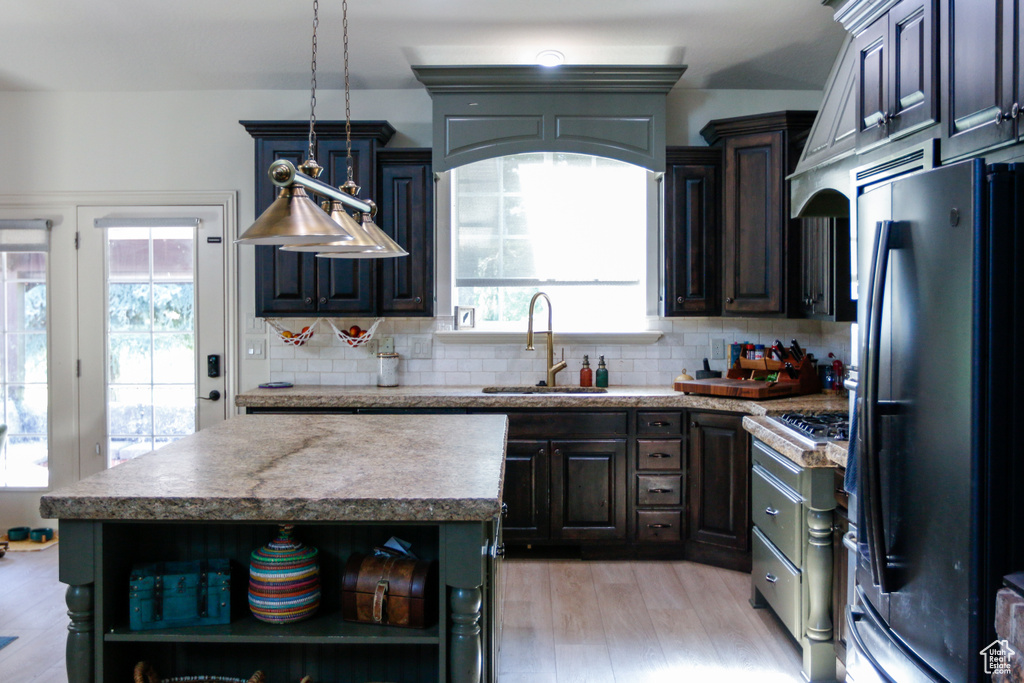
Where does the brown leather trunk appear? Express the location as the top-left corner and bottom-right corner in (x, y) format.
(341, 553), (438, 628)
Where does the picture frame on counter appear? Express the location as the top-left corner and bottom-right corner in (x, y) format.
(454, 306), (475, 330)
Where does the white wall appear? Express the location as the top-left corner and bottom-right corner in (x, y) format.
(0, 85), (845, 525)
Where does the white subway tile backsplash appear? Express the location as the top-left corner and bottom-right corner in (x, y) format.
(264, 316), (854, 388)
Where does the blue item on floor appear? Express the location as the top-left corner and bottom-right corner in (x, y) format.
(0, 636), (17, 651)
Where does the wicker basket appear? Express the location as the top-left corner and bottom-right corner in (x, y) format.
(134, 662), (265, 683)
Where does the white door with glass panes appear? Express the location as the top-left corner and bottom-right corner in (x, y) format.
(77, 206), (227, 478)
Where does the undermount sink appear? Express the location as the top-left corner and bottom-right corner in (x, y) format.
(481, 386), (608, 394)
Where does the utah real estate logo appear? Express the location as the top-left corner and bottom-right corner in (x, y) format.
(980, 638), (1016, 676)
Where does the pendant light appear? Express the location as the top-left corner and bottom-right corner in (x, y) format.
(286, 0), (408, 259)
(236, 0), (355, 246)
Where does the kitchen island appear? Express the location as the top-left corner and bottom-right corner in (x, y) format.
(40, 413), (508, 683)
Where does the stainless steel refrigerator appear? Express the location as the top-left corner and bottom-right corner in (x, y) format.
(848, 159), (1024, 682)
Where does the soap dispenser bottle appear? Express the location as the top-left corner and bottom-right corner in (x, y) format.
(580, 355), (593, 387)
(596, 355), (609, 388)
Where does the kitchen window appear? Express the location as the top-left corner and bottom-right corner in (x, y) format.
(450, 153), (655, 332)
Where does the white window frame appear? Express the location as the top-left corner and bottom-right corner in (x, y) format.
(435, 158), (664, 345)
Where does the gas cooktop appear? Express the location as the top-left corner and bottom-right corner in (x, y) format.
(768, 412), (850, 445)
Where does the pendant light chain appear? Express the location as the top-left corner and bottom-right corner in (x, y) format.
(307, 0), (319, 161)
(343, 0), (354, 184)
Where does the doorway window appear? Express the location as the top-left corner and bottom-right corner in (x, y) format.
(105, 226), (196, 466)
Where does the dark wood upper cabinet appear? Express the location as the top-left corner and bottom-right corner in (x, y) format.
(798, 216), (856, 321)
(687, 412), (750, 557)
(940, 0), (1020, 160)
(855, 0), (937, 151)
(241, 120), (401, 318)
(663, 147), (722, 316)
(702, 111), (815, 316)
(376, 149), (434, 317)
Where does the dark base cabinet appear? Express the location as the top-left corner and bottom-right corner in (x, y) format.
(245, 406), (754, 569)
(687, 411), (751, 571)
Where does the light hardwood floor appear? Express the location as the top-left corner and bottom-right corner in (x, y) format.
(497, 558), (819, 683)
(0, 548), (834, 683)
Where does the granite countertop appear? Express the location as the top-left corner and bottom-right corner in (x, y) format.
(40, 414), (508, 523)
(742, 415), (849, 468)
(236, 384), (849, 414)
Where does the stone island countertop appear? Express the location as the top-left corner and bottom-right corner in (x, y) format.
(236, 384), (849, 414)
(40, 414), (508, 522)
(742, 415), (849, 468)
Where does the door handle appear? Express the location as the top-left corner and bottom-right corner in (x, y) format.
(648, 488), (673, 494)
(764, 506), (780, 516)
(648, 421), (671, 427)
(647, 453), (671, 459)
(647, 523), (672, 529)
(197, 390), (221, 402)
(765, 572), (778, 584)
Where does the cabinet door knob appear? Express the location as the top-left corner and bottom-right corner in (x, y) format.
(765, 506), (780, 516)
(554, 449), (562, 457)
(414, 296), (422, 304)
(765, 572), (779, 584)
(538, 448), (545, 456)
(999, 103), (1020, 122)
(501, 502), (508, 517)
(676, 296), (684, 304)
(304, 297), (313, 305)
(725, 297), (734, 304)
(690, 421), (698, 428)
(319, 297), (327, 305)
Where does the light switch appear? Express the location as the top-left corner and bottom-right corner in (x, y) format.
(246, 338), (265, 360)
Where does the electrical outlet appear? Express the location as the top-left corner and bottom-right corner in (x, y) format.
(245, 338), (265, 360)
(380, 336), (395, 353)
(710, 338), (726, 360)
(410, 335), (433, 359)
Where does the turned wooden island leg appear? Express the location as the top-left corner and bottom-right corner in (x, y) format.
(59, 520), (96, 683)
(803, 506), (836, 682)
(444, 521), (493, 683)
(66, 584), (94, 683)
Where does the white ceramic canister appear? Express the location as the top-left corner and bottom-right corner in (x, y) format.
(377, 352), (399, 387)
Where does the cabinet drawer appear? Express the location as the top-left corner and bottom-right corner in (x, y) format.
(751, 464), (803, 563)
(636, 439), (682, 470)
(508, 412), (628, 439)
(751, 438), (802, 491)
(752, 526), (801, 640)
(637, 412), (683, 435)
(637, 474), (682, 506)
(636, 510), (682, 542)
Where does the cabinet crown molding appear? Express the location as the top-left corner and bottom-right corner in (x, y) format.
(240, 120), (396, 143)
(411, 65), (686, 94)
(833, 0), (902, 36)
(700, 111), (818, 146)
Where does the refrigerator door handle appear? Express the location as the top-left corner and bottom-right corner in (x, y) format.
(861, 219), (895, 593)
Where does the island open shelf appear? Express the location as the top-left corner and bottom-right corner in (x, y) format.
(42, 414), (508, 683)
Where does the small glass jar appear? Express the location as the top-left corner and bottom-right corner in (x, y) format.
(377, 352), (399, 387)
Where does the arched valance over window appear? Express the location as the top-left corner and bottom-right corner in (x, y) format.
(411, 65), (686, 172)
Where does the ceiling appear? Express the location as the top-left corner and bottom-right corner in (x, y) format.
(0, 1), (846, 93)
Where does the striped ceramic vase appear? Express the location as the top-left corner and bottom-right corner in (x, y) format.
(248, 524), (321, 624)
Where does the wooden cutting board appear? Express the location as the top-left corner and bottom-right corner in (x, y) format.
(673, 378), (806, 399)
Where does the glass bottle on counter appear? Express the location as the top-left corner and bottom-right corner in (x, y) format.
(596, 355), (609, 388)
(580, 355), (593, 387)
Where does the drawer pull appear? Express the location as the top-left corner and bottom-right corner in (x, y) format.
(765, 572), (779, 584)
(647, 523), (672, 529)
(648, 453), (671, 458)
(648, 421), (671, 427)
(765, 506), (780, 516)
(649, 488), (673, 494)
